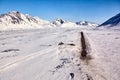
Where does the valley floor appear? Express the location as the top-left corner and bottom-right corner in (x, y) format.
(0, 27), (120, 80)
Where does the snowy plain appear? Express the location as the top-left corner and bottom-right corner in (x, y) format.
(0, 27), (120, 80)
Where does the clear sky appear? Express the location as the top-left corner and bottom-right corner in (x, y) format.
(0, 0), (120, 24)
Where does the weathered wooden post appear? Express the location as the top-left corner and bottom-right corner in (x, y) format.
(81, 32), (87, 58)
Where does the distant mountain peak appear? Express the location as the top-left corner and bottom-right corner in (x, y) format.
(51, 18), (65, 26)
(55, 18), (65, 22)
(76, 21), (99, 27)
(9, 11), (20, 14)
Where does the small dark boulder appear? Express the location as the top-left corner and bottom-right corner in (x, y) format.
(70, 73), (74, 79)
(58, 42), (64, 45)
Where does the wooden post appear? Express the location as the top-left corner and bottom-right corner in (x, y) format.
(81, 32), (87, 58)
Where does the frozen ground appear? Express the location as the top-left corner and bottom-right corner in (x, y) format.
(0, 27), (120, 80)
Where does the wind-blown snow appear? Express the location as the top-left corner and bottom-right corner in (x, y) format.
(0, 27), (120, 80)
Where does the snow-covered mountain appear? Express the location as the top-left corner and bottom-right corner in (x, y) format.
(50, 19), (98, 27)
(76, 21), (99, 27)
(99, 13), (120, 27)
(0, 11), (99, 30)
(0, 11), (49, 29)
(50, 18), (77, 27)
(51, 18), (65, 25)
(50, 18), (66, 27)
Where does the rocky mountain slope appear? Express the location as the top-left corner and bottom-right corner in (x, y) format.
(0, 11), (49, 29)
(99, 13), (120, 27)
(0, 11), (99, 30)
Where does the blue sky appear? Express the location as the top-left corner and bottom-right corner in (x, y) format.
(0, 0), (120, 23)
